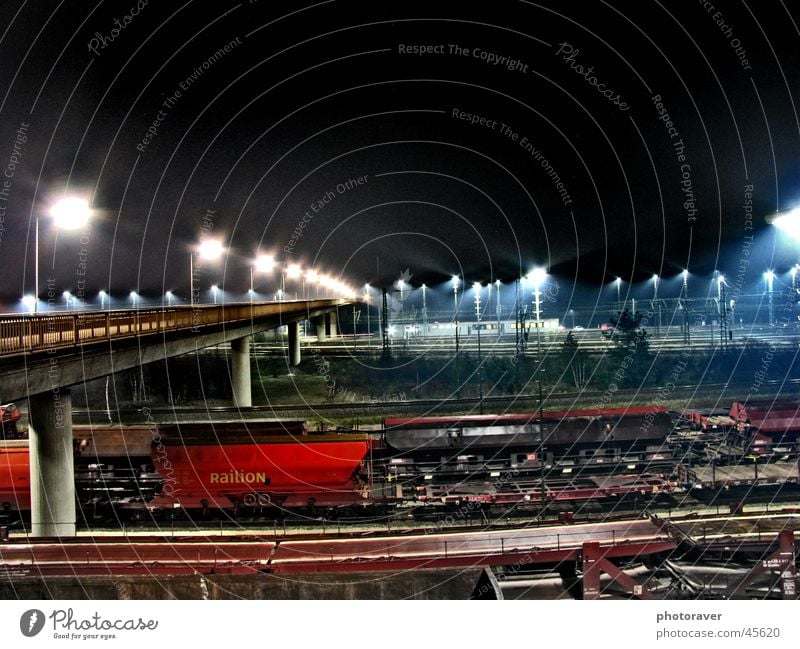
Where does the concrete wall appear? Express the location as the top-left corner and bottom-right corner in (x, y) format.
(0, 568), (484, 600)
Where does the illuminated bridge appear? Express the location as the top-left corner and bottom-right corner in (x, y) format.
(0, 299), (348, 537)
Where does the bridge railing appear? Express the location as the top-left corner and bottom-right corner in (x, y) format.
(0, 300), (343, 356)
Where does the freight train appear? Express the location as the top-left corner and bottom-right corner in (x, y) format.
(1, 400), (798, 522)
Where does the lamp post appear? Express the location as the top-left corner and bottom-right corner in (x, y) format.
(421, 283), (428, 334)
(453, 275), (461, 397)
(792, 265), (799, 333)
(682, 269), (690, 345)
(474, 282), (484, 414)
(529, 267), (547, 360)
(615, 276), (622, 312)
(652, 274), (660, 336)
(33, 197), (92, 313)
(764, 270), (775, 327)
(364, 284), (371, 346)
(211, 284), (219, 305)
(190, 239), (224, 306)
(495, 279), (501, 330)
(251, 253), (276, 303)
(99, 290), (108, 310)
(286, 263), (302, 300)
(305, 269), (319, 300)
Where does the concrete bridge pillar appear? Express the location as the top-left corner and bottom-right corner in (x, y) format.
(288, 321), (301, 367)
(327, 311), (338, 338)
(314, 316), (327, 341)
(29, 389), (76, 537)
(231, 335), (252, 407)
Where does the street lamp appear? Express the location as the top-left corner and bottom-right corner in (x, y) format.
(251, 253), (276, 300)
(190, 239), (224, 306)
(305, 269), (318, 299)
(129, 291), (138, 309)
(764, 270), (775, 326)
(768, 208), (800, 239)
(63, 290), (72, 310)
(22, 295), (36, 312)
(32, 197), (92, 313)
(452, 275), (461, 397)
(473, 282), (484, 414)
(99, 290), (108, 310)
(495, 279), (501, 329)
(364, 284), (371, 345)
(165, 290), (174, 306)
(211, 284), (219, 305)
(652, 274), (660, 336)
(529, 267), (547, 359)
(615, 276), (622, 311)
(421, 283), (428, 334)
(681, 269), (690, 345)
(285, 263), (302, 300)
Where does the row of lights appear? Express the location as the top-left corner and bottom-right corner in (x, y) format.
(23, 197), (357, 311)
(190, 240), (358, 304)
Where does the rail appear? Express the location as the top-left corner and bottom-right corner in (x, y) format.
(0, 300), (345, 356)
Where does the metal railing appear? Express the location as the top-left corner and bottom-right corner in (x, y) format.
(0, 300), (344, 356)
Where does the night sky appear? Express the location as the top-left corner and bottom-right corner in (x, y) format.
(1, 0), (799, 307)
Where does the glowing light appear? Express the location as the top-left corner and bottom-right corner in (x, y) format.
(22, 295), (36, 308)
(771, 208), (800, 239)
(255, 254), (275, 272)
(50, 197), (91, 230)
(451, 275), (460, 287)
(198, 239), (224, 260)
(529, 267), (547, 287)
(286, 263), (302, 279)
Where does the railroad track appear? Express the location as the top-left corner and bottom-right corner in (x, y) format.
(71, 379), (800, 422)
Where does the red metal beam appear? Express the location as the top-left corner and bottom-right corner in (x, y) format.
(727, 529), (797, 599)
(582, 541), (656, 600)
(0, 538), (676, 577)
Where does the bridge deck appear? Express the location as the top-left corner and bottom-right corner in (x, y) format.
(0, 300), (345, 357)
